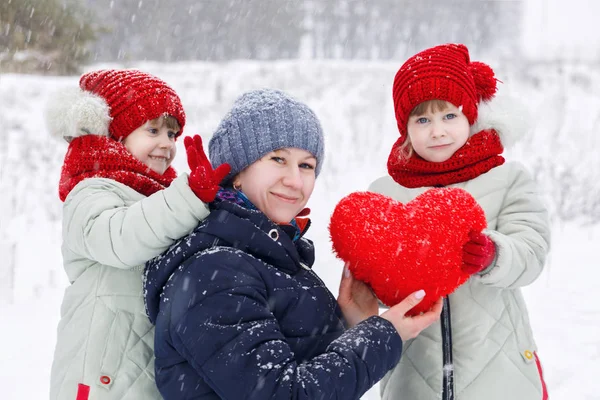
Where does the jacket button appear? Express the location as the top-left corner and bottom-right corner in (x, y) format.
(523, 350), (533, 360)
(100, 375), (111, 385)
(268, 229), (279, 241)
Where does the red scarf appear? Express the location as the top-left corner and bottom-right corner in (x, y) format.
(387, 130), (505, 188)
(59, 135), (177, 201)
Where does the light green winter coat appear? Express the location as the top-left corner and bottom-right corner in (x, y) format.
(370, 161), (551, 400)
(49, 174), (209, 400)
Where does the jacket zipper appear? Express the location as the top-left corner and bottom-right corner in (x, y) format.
(299, 262), (311, 270)
(441, 296), (454, 400)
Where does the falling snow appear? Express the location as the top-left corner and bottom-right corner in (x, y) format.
(2, 8), (600, 395)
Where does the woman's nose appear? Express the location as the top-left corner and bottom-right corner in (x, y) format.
(282, 168), (303, 189)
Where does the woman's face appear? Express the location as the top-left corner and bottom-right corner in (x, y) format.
(234, 148), (317, 223)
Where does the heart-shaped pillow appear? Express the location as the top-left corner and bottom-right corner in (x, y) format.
(329, 188), (487, 315)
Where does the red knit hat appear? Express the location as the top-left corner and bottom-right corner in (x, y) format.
(392, 43), (498, 146)
(78, 69), (186, 140)
(46, 69), (185, 201)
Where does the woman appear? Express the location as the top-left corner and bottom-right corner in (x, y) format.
(143, 88), (442, 399)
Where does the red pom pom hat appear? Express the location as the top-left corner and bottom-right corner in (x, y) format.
(79, 69), (186, 140)
(49, 69), (186, 201)
(392, 43), (498, 146)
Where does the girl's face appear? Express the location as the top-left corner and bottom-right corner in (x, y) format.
(123, 118), (179, 174)
(234, 148), (317, 223)
(406, 101), (470, 162)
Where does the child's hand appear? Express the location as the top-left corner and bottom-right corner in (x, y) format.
(462, 231), (496, 274)
(337, 263), (379, 328)
(381, 291), (442, 341)
(185, 135), (231, 203)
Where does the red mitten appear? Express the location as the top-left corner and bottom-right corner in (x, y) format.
(184, 135), (231, 202)
(462, 231), (496, 274)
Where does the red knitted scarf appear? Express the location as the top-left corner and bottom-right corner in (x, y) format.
(59, 135), (177, 201)
(387, 130), (505, 188)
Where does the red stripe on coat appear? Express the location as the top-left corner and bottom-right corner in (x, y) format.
(76, 383), (90, 400)
(534, 352), (549, 400)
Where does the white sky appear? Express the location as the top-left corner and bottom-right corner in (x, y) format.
(522, 0), (600, 60)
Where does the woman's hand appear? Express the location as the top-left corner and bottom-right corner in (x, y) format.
(381, 291), (443, 341)
(337, 263), (379, 328)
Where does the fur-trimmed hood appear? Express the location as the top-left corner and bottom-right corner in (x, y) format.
(471, 87), (531, 149)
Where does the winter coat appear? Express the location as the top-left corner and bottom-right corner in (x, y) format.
(49, 175), (209, 400)
(369, 161), (551, 400)
(144, 199), (403, 400)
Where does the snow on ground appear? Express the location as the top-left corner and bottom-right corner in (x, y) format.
(2, 223), (598, 399)
(1, 61), (599, 399)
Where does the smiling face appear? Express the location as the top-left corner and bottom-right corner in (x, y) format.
(406, 101), (470, 163)
(233, 148), (317, 223)
(122, 116), (179, 174)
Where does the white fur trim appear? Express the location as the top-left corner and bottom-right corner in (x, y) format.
(470, 88), (531, 149)
(46, 87), (112, 142)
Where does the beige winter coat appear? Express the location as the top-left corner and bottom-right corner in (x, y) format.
(49, 175), (209, 400)
(370, 161), (551, 400)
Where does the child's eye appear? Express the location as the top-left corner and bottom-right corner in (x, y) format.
(148, 128), (158, 134)
(168, 130), (178, 139)
(445, 113), (457, 120)
(416, 117), (429, 124)
(270, 156), (285, 164)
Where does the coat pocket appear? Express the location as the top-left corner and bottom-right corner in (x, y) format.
(505, 291), (537, 363)
(97, 309), (134, 390)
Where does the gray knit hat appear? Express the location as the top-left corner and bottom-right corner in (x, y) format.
(209, 89), (325, 184)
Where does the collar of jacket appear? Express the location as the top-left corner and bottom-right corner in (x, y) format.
(215, 187), (310, 242)
(203, 200), (315, 275)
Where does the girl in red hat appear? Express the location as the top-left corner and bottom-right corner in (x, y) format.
(46, 69), (228, 400)
(369, 44), (551, 400)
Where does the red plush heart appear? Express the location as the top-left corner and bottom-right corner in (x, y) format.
(329, 188), (487, 315)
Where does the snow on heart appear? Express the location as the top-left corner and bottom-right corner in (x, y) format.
(329, 188), (487, 315)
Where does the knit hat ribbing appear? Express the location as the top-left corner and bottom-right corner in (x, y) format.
(209, 89), (325, 183)
(79, 69), (186, 140)
(392, 43), (498, 146)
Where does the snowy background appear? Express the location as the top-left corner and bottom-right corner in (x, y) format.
(2, 0), (600, 399)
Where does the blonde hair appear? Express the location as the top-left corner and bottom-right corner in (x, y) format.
(396, 100), (453, 163)
(148, 114), (181, 133)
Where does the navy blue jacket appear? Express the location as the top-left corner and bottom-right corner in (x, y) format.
(144, 200), (402, 400)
